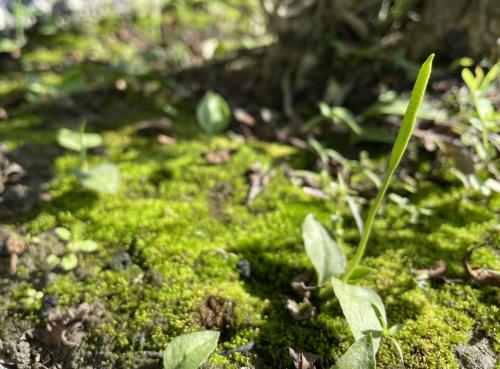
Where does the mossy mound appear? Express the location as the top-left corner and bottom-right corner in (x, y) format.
(0, 110), (498, 368)
(0, 27), (498, 369)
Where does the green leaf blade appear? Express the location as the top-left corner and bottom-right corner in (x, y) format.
(343, 54), (434, 281)
(55, 227), (72, 241)
(196, 91), (230, 135)
(389, 53), (434, 170)
(333, 335), (376, 369)
(163, 330), (220, 369)
(332, 277), (385, 352)
(76, 163), (121, 194)
(73, 240), (98, 253)
(302, 214), (347, 285)
(57, 128), (102, 151)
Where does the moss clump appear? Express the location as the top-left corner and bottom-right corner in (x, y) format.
(0, 33), (498, 368)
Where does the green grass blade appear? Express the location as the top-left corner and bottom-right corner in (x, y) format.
(343, 54), (434, 281)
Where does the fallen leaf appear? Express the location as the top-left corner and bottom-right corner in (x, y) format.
(288, 347), (324, 369)
(246, 163), (275, 205)
(290, 271), (316, 299)
(234, 107), (255, 126)
(2, 233), (25, 275)
(414, 260), (446, 279)
(286, 298), (315, 321)
(135, 117), (172, 137)
(157, 134), (177, 146)
(203, 148), (236, 165)
(31, 302), (91, 347)
(464, 246), (500, 286)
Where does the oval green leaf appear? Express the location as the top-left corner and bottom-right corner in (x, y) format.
(332, 277), (386, 352)
(57, 128), (102, 151)
(302, 214), (346, 285)
(163, 330), (220, 369)
(73, 240), (98, 253)
(54, 227), (72, 241)
(333, 335), (376, 369)
(196, 91), (230, 135)
(61, 253), (78, 271)
(76, 163), (121, 194)
(348, 266), (375, 282)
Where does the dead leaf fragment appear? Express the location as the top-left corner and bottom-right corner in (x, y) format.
(31, 302), (91, 347)
(288, 347), (324, 369)
(246, 163), (275, 205)
(157, 134), (177, 146)
(234, 107), (255, 126)
(3, 233), (25, 275)
(290, 271), (316, 299)
(203, 148), (236, 165)
(464, 246), (500, 286)
(286, 298), (315, 321)
(135, 117), (172, 137)
(414, 259), (446, 279)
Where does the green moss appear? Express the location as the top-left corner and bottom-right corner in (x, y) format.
(1, 32), (498, 368)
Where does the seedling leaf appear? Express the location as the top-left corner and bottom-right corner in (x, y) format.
(348, 266), (374, 282)
(389, 336), (405, 366)
(389, 54), (434, 170)
(76, 163), (120, 194)
(332, 277), (385, 352)
(302, 214), (347, 285)
(61, 253), (78, 271)
(196, 91), (230, 135)
(57, 128), (102, 151)
(333, 334), (376, 369)
(461, 68), (477, 92)
(163, 330), (220, 369)
(387, 324), (404, 336)
(73, 240), (98, 253)
(55, 227), (72, 241)
(343, 54), (434, 280)
(331, 107), (362, 135)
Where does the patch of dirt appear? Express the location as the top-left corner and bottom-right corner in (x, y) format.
(0, 143), (59, 221)
(454, 337), (497, 369)
(198, 295), (236, 340)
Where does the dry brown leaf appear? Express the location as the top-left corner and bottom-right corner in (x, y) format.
(414, 259), (446, 279)
(246, 163), (275, 205)
(290, 271), (316, 299)
(3, 233), (25, 275)
(135, 117), (172, 137)
(464, 246), (500, 286)
(288, 347), (324, 369)
(31, 303), (91, 347)
(157, 134), (177, 146)
(203, 148), (236, 165)
(234, 107), (255, 126)
(286, 298), (315, 321)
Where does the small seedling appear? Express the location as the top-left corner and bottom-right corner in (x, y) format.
(48, 227), (98, 271)
(450, 62), (500, 196)
(305, 102), (362, 135)
(163, 330), (220, 369)
(17, 287), (44, 308)
(56, 123), (120, 194)
(196, 91), (231, 136)
(302, 54), (434, 367)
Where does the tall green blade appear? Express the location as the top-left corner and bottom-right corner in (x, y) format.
(343, 54), (434, 281)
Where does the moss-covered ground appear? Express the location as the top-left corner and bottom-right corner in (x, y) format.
(0, 25), (498, 369)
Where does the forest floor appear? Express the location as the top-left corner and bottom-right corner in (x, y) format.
(0, 19), (499, 369)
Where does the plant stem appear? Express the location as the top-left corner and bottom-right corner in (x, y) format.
(342, 169), (394, 281)
(80, 122), (88, 171)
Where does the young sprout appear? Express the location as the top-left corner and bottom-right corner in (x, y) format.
(302, 54), (434, 367)
(56, 123), (120, 194)
(163, 330), (220, 369)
